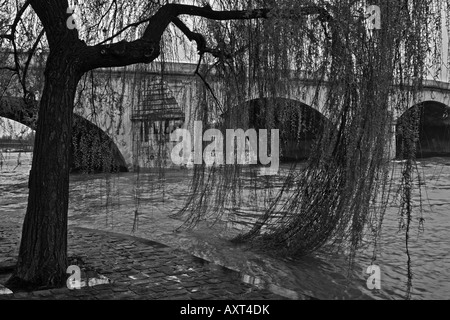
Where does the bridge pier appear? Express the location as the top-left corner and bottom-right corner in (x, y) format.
(388, 116), (397, 160)
(389, 129), (397, 160)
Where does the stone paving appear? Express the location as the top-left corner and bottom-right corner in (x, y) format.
(0, 221), (304, 300)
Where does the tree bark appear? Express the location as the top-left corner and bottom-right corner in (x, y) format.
(7, 48), (82, 289)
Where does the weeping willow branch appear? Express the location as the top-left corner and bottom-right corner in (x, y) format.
(173, 2), (434, 277)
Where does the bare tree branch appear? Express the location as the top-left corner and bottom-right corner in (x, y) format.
(0, 66), (18, 72)
(80, 3), (331, 72)
(171, 17), (231, 60)
(97, 17), (153, 46)
(22, 27), (45, 91)
(0, 34), (13, 41)
(171, 17), (207, 53)
(0, 0), (32, 41)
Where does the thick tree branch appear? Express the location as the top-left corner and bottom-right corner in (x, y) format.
(171, 18), (206, 53)
(80, 3), (331, 72)
(171, 17), (230, 58)
(0, 34), (13, 41)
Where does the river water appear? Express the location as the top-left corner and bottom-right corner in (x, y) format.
(0, 151), (449, 300)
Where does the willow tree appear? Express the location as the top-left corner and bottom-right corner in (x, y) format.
(0, 0), (447, 290)
(178, 0), (446, 264)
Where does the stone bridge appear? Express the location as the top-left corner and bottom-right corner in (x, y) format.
(2, 59), (450, 172)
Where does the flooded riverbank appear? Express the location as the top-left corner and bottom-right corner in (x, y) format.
(1, 152), (449, 299)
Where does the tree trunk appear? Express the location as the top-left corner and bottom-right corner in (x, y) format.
(7, 49), (82, 290)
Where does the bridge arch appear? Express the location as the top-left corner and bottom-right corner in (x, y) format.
(0, 116), (34, 153)
(0, 96), (128, 172)
(396, 100), (450, 158)
(71, 115), (128, 173)
(0, 97), (37, 129)
(222, 97), (329, 162)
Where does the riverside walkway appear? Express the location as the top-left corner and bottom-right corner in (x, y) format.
(0, 220), (298, 300)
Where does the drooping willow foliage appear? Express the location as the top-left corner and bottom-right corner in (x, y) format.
(1, 0), (449, 296)
(170, 0), (450, 266)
